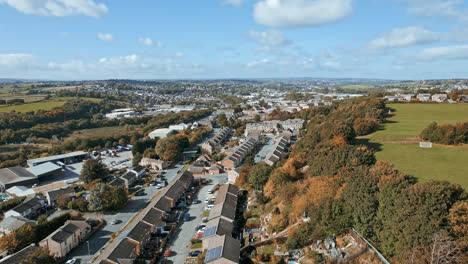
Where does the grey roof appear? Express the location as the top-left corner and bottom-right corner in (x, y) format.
(0, 244), (38, 264)
(46, 187), (75, 202)
(50, 222), (79, 243)
(205, 235), (240, 263)
(154, 197), (172, 212)
(26, 162), (61, 177)
(0, 216), (36, 232)
(202, 218), (233, 239)
(27, 151), (87, 165)
(107, 238), (137, 264)
(110, 177), (126, 187)
(0, 167), (37, 186)
(122, 171), (136, 181)
(10, 197), (42, 214)
(142, 208), (163, 226)
(127, 221), (151, 242)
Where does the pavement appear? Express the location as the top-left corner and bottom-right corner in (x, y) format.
(165, 173), (227, 264)
(64, 164), (185, 264)
(255, 134), (275, 163)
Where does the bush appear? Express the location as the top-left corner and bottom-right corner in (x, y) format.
(0, 197), (25, 214)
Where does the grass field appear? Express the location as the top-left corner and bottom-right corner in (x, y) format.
(65, 125), (142, 142)
(0, 97), (102, 113)
(363, 103), (468, 190)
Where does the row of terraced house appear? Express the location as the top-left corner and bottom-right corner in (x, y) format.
(202, 184), (242, 264)
(95, 170), (194, 264)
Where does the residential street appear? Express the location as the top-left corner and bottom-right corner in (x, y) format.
(64, 164), (184, 264)
(165, 173), (227, 264)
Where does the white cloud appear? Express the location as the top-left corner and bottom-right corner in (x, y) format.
(97, 33), (114, 42)
(0, 0), (108, 18)
(139, 37), (163, 48)
(403, 45), (468, 62)
(362, 26), (440, 54)
(399, 0), (468, 22)
(0, 53), (35, 66)
(223, 0), (244, 7)
(175, 52), (184, 57)
(248, 30), (291, 47)
(254, 0), (353, 28)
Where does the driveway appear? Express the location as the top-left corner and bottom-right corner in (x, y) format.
(165, 173), (228, 264)
(64, 164), (185, 264)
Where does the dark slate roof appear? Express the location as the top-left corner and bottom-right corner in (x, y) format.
(109, 177), (126, 187)
(154, 197), (172, 212)
(0, 244), (38, 264)
(165, 182), (185, 201)
(142, 208), (163, 226)
(203, 218), (233, 239)
(62, 222), (79, 234)
(0, 166), (37, 186)
(221, 235), (241, 263)
(218, 184), (239, 196)
(178, 170), (193, 186)
(107, 239), (137, 264)
(11, 197), (42, 214)
(127, 221), (151, 243)
(122, 171), (136, 181)
(51, 230), (72, 243)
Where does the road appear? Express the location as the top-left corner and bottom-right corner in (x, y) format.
(165, 173), (227, 264)
(255, 134), (275, 163)
(65, 164), (184, 264)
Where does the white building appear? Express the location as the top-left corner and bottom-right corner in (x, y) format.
(148, 128), (177, 139)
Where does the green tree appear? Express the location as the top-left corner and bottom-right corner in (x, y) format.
(102, 186), (128, 211)
(79, 159), (109, 184)
(88, 183), (109, 212)
(132, 152), (143, 167)
(25, 247), (56, 264)
(248, 163), (273, 190)
(216, 114), (228, 127)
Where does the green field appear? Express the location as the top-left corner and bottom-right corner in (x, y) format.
(364, 103), (468, 190)
(0, 97), (102, 113)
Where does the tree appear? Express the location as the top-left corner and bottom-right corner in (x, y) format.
(37, 215), (48, 224)
(132, 152), (143, 167)
(88, 183), (109, 212)
(216, 114), (228, 127)
(102, 186), (127, 211)
(248, 163), (273, 190)
(79, 159), (109, 184)
(56, 194), (71, 209)
(118, 138), (127, 146)
(0, 232), (19, 254)
(25, 247), (56, 264)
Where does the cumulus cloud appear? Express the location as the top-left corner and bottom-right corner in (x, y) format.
(403, 45), (468, 62)
(0, 0), (108, 18)
(362, 26), (440, 54)
(97, 33), (114, 42)
(139, 37), (163, 48)
(223, 0), (244, 7)
(253, 0), (353, 28)
(399, 0), (468, 22)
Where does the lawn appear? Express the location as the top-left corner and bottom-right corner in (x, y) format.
(363, 103), (468, 190)
(65, 125), (143, 142)
(0, 97), (102, 113)
(365, 103), (468, 142)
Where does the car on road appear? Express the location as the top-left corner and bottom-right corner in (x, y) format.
(65, 259), (77, 264)
(189, 250), (203, 257)
(135, 190), (146, 196)
(193, 199), (201, 204)
(208, 189), (213, 194)
(111, 219), (119, 225)
(164, 249), (172, 257)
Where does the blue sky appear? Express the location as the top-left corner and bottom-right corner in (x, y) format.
(1, 0), (468, 80)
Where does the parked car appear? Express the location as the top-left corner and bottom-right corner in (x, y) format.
(164, 249), (172, 257)
(202, 218), (209, 223)
(111, 219), (119, 225)
(65, 258), (77, 264)
(196, 225), (206, 231)
(156, 184), (164, 189)
(184, 213), (190, 221)
(195, 232), (204, 239)
(189, 250), (203, 257)
(135, 190), (146, 196)
(193, 199), (201, 204)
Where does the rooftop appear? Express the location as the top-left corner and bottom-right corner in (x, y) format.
(26, 162), (61, 176)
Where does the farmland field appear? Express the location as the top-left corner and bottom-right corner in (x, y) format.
(363, 103), (468, 189)
(0, 97), (102, 113)
(65, 125), (143, 142)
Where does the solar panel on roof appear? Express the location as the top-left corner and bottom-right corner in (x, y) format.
(205, 246), (222, 263)
(202, 226), (217, 238)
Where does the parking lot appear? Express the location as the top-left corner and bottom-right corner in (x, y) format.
(255, 134), (275, 163)
(165, 173), (227, 264)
